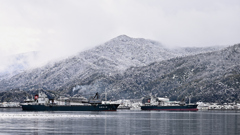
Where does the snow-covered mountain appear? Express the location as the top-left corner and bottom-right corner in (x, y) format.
(103, 44), (240, 103)
(0, 35), (226, 102)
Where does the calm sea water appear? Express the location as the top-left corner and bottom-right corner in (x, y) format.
(0, 108), (240, 135)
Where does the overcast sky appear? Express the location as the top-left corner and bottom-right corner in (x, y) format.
(0, 0), (240, 71)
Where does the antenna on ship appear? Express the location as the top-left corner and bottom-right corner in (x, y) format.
(105, 89), (107, 101)
(189, 95), (191, 104)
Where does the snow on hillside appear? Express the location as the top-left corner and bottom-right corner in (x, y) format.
(103, 44), (240, 103)
(0, 35), (224, 95)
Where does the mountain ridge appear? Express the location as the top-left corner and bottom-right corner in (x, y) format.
(0, 35), (229, 102)
(102, 44), (240, 103)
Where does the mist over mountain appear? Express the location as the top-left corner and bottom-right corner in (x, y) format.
(0, 35), (228, 102)
(0, 51), (39, 80)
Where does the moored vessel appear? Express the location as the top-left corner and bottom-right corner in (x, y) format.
(21, 91), (119, 111)
(117, 105), (131, 110)
(141, 96), (198, 111)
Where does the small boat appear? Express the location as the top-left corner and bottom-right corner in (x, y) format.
(21, 91), (119, 111)
(0, 102), (21, 108)
(141, 96), (198, 111)
(117, 105), (131, 110)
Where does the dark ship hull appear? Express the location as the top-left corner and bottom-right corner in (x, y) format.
(22, 104), (120, 111)
(141, 104), (198, 111)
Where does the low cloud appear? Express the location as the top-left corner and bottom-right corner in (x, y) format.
(0, 0), (239, 72)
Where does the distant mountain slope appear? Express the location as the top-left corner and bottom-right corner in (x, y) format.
(0, 35), (225, 102)
(0, 35), (223, 81)
(98, 44), (240, 103)
(0, 35), (174, 91)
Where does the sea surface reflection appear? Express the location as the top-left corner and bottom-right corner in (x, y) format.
(0, 108), (240, 135)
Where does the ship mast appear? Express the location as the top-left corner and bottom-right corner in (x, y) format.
(189, 95), (191, 104)
(105, 89), (107, 101)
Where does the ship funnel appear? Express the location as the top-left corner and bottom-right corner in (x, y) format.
(34, 94), (39, 100)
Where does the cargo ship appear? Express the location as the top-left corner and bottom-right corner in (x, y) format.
(21, 91), (119, 111)
(141, 96), (198, 111)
